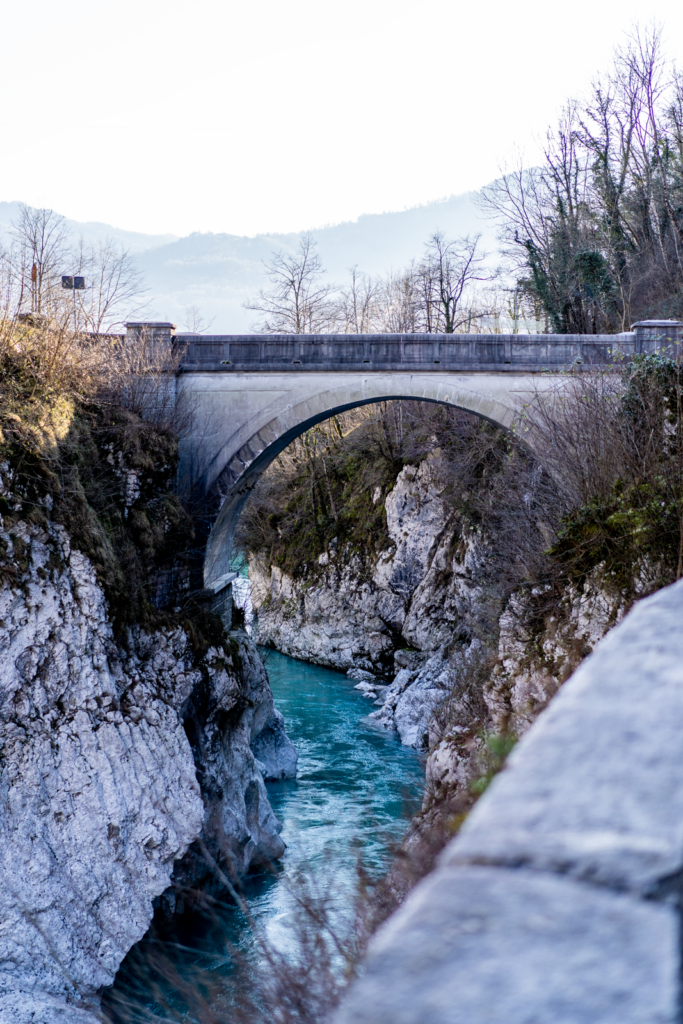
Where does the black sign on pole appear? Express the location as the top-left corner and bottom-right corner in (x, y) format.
(62, 275), (86, 333)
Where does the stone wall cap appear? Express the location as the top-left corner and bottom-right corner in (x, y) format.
(333, 864), (678, 1024)
(631, 320), (683, 328)
(125, 321), (177, 330)
(442, 577), (683, 892)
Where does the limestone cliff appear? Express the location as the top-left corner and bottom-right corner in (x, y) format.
(0, 517), (296, 1023)
(251, 454), (490, 680)
(248, 445), (625, 820)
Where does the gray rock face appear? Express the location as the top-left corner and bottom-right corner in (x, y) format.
(484, 579), (624, 736)
(251, 706), (299, 780)
(251, 456), (470, 678)
(334, 581), (683, 1024)
(368, 641), (482, 748)
(250, 455), (496, 747)
(174, 637), (296, 896)
(250, 452), (625, 754)
(0, 520), (295, 1022)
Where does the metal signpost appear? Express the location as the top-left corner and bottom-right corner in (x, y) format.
(61, 275), (85, 334)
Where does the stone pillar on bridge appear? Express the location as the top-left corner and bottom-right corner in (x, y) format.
(632, 320), (682, 354)
(125, 322), (176, 344)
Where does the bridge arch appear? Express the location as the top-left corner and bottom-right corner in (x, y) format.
(202, 373), (545, 585)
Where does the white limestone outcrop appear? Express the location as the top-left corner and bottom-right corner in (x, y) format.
(251, 457), (467, 675)
(367, 642), (481, 749)
(0, 519), (296, 1023)
(250, 455), (496, 744)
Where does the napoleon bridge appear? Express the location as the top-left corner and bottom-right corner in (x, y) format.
(125, 320), (683, 598)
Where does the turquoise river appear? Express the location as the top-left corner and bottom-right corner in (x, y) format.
(104, 649), (425, 1021)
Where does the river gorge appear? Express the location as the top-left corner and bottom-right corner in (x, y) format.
(0, 380), (676, 1024)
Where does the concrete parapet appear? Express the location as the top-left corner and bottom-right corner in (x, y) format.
(335, 867), (677, 1024)
(174, 331), (645, 373)
(124, 323), (683, 372)
(633, 320), (683, 352)
(125, 321), (176, 345)
(333, 579), (683, 1023)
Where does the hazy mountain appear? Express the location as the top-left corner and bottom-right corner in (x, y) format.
(138, 192), (497, 331)
(0, 192), (498, 332)
(0, 201), (178, 254)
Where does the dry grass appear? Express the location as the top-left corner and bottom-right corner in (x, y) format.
(101, 840), (366, 1024)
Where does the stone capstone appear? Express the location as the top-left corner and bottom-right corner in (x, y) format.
(447, 579), (683, 892)
(334, 865), (677, 1024)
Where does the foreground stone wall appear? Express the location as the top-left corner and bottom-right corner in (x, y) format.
(334, 579), (683, 1023)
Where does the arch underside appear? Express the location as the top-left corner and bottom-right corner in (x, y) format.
(202, 373), (551, 585)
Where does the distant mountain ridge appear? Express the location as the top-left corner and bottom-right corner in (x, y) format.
(0, 201), (178, 254)
(0, 193), (498, 332)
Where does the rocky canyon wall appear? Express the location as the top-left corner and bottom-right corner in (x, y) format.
(0, 515), (295, 1023)
(248, 445), (626, 846)
(251, 451), (622, 747)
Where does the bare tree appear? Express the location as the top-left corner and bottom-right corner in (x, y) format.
(245, 231), (500, 337)
(373, 268), (420, 332)
(182, 304), (216, 333)
(11, 204), (71, 316)
(72, 237), (148, 333)
(7, 205), (148, 334)
(478, 26), (683, 333)
(416, 232), (495, 332)
(245, 233), (337, 333)
(364, 236), (495, 334)
(337, 267), (378, 332)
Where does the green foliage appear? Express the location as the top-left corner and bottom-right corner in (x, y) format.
(469, 731), (516, 796)
(267, 451), (395, 577)
(523, 232), (617, 335)
(621, 352), (683, 422)
(238, 413), (406, 578)
(52, 405), (191, 626)
(550, 481), (680, 595)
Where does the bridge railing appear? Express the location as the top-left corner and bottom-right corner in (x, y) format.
(140, 320), (683, 372)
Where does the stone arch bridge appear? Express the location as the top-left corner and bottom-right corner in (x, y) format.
(125, 321), (681, 594)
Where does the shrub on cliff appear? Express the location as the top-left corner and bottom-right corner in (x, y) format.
(534, 354), (683, 601)
(0, 318), (222, 649)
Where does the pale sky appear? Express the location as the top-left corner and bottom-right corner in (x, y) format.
(2, 0), (682, 238)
